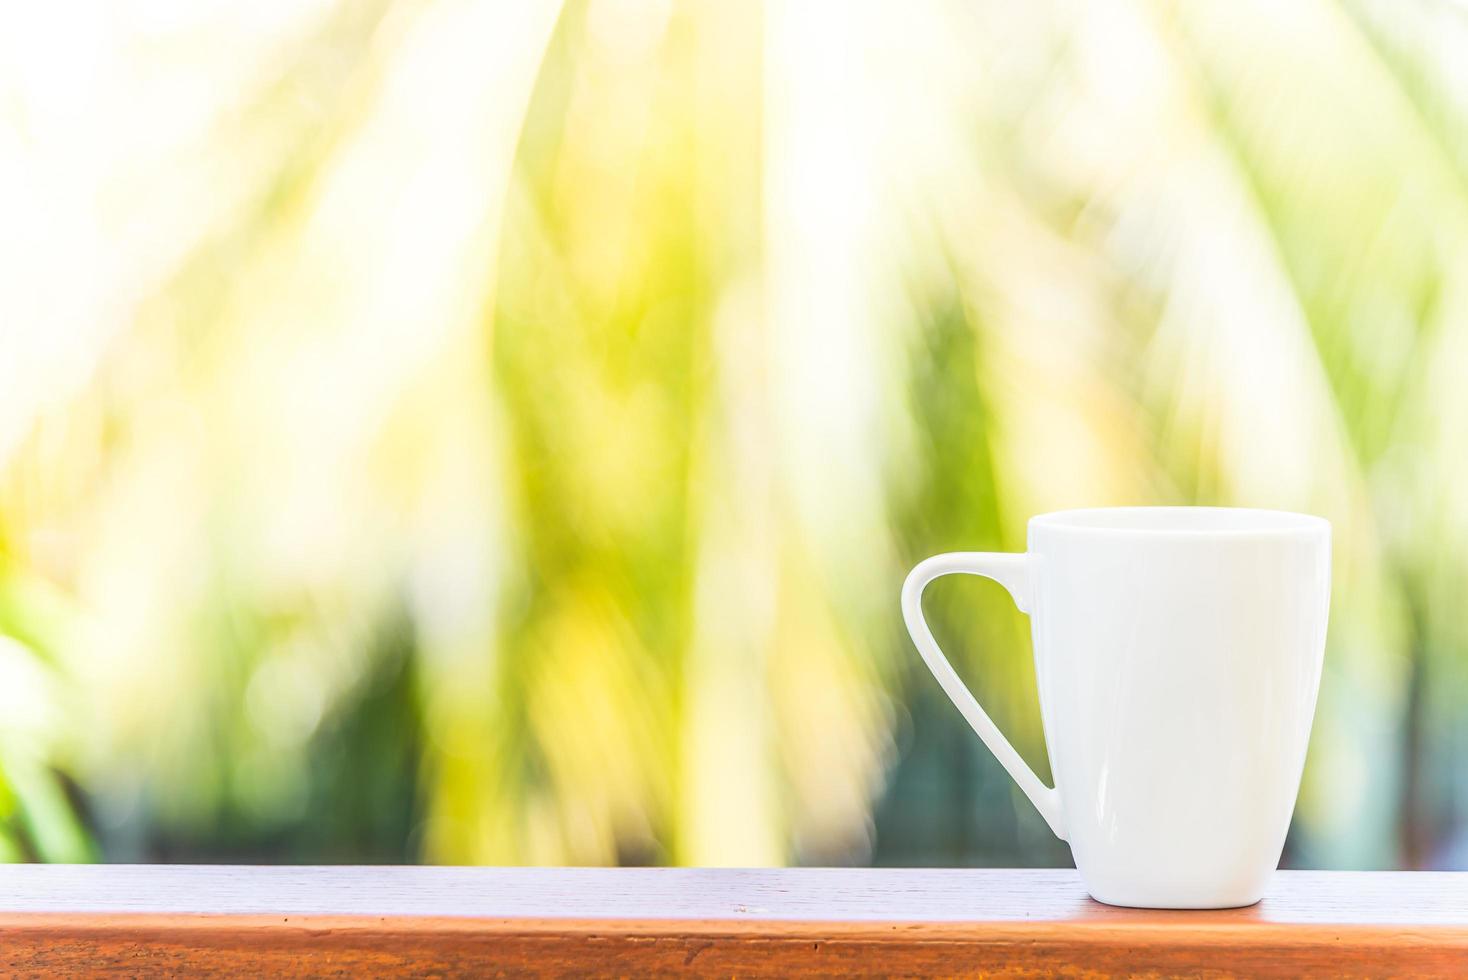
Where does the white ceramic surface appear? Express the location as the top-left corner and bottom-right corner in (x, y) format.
(901, 507), (1330, 909)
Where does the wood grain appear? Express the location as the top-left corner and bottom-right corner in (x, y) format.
(0, 867), (1461, 977)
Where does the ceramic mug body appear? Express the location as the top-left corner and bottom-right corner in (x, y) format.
(902, 507), (1330, 909)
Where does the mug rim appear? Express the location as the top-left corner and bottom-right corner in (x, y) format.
(1029, 506), (1329, 537)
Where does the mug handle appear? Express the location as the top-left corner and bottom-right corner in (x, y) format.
(901, 552), (1065, 840)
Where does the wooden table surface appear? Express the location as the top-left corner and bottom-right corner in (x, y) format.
(0, 866), (1462, 977)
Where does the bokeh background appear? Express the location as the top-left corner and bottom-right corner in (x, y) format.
(2, 0), (1466, 870)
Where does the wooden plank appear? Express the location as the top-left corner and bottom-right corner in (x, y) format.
(0, 867), (1461, 977)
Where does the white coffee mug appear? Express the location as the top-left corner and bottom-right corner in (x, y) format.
(901, 507), (1330, 909)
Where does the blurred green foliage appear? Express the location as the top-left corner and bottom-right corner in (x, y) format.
(0, 0), (1466, 869)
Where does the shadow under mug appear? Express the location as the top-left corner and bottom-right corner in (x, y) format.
(902, 507), (1330, 909)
